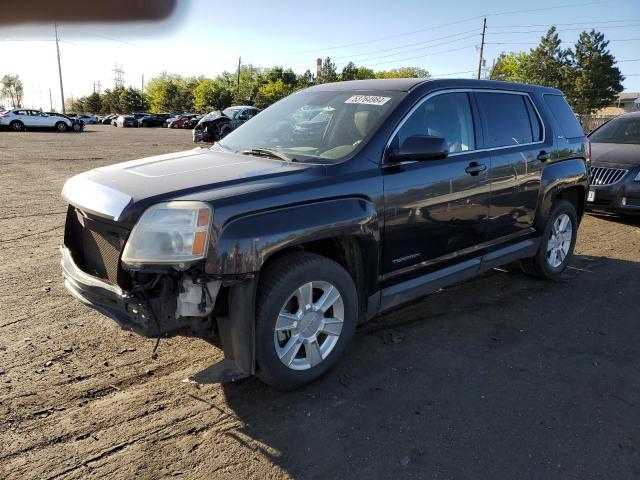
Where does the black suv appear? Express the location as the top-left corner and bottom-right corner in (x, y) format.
(60, 79), (589, 389)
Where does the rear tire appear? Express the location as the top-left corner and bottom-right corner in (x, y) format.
(55, 121), (67, 132)
(255, 252), (358, 390)
(520, 199), (577, 279)
(72, 123), (82, 133)
(10, 120), (24, 132)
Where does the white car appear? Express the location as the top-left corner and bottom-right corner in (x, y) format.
(0, 108), (73, 132)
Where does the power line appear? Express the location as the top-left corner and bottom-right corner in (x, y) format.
(283, 0), (618, 55)
(490, 18), (640, 28)
(486, 37), (640, 46)
(326, 29), (480, 62)
(335, 44), (477, 69)
(325, 34), (480, 67)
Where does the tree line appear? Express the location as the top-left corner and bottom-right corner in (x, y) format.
(64, 62), (429, 115)
(490, 27), (624, 115)
(2, 27), (625, 117)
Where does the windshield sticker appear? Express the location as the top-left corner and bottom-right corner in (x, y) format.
(345, 95), (391, 106)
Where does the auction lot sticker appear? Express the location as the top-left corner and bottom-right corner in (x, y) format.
(345, 95), (391, 106)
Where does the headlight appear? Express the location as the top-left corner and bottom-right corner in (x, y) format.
(122, 201), (212, 266)
(635, 171), (640, 182)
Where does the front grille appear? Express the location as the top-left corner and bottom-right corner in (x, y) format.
(591, 167), (628, 186)
(64, 206), (130, 285)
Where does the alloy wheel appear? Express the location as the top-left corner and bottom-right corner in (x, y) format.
(273, 281), (344, 371)
(547, 213), (572, 268)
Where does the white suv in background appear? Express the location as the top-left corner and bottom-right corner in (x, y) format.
(0, 109), (73, 132)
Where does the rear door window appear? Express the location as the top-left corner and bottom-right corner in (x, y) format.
(543, 94), (584, 139)
(475, 92), (534, 147)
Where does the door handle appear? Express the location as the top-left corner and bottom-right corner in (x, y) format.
(465, 162), (486, 176)
(537, 150), (551, 162)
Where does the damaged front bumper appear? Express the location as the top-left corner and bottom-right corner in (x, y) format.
(61, 245), (257, 381)
(60, 245), (220, 337)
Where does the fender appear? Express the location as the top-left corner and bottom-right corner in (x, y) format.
(535, 158), (589, 228)
(205, 197), (380, 275)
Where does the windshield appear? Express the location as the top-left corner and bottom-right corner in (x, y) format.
(219, 90), (403, 162)
(590, 117), (640, 144)
(223, 107), (243, 118)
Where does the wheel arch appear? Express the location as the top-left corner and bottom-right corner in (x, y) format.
(535, 158), (588, 230)
(206, 198), (380, 320)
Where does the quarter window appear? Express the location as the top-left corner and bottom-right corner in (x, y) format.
(395, 92), (475, 154)
(476, 92), (535, 147)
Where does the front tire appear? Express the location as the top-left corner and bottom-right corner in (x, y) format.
(72, 123), (82, 133)
(520, 199), (577, 279)
(255, 252), (358, 389)
(55, 121), (67, 132)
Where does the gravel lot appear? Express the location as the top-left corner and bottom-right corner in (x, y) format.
(1, 125), (639, 479)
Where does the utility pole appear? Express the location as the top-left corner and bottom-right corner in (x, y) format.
(237, 56), (241, 88)
(54, 22), (65, 113)
(49, 88), (53, 111)
(141, 74), (144, 93)
(477, 18), (487, 80)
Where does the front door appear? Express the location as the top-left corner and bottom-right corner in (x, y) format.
(382, 91), (490, 286)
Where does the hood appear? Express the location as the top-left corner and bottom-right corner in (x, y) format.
(591, 143), (640, 169)
(62, 147), (312, 222)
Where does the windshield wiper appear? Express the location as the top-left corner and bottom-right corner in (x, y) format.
(240, 148), (297, 162)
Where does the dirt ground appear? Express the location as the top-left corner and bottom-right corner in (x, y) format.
(1, 125), (639, 480)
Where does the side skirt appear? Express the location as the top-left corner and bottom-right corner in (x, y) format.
(377, 238), (540, 314)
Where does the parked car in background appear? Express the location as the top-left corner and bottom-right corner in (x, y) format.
(167, 114), (199, 129)
(139, 113), (173, 127)
(586, 111), (640, 215)
(192, 106), (260, 143)
(78, 114), (98, 124)
(0, 108), (73, 131)
(113, 115), (139, 128)
(182, 115), (202, 129)
(46, 112), (84, 132)
(60, 79), (589, 389)
(101, 114), (117, 125)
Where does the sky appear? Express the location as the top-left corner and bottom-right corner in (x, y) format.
(1, 0), (639, 111)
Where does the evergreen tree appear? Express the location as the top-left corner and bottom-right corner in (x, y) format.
(319, 57), (338, 84)
(341, 62), (358, 81)
(570, 30), (624, 115)
(524, 27), (573, 92)
(85, 92), (101, 114)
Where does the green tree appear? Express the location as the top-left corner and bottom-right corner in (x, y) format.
(319, 57), (338, 84)
(1, 74), (24, 108)
(524, 27), (573, 93)
(490, 51), (530, 82)
(119, 87), (147, 112)
(145, 73), (200, 112)
(253, 79), (295, 108)
(193, 78), (233, 112)
(376, 67), (429, 78)
(355, 66), (376, 80)
(85, 92), (102, 113)
(341, 62), (358, 81)
(297, 69), (315, 89)
(100, 87), (124, 114)
(569, 30), (624, 115)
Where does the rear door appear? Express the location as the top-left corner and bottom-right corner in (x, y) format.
(382, 91), (490, 285)
(474, 91), (551, 240)
(14, 109), (34, 126)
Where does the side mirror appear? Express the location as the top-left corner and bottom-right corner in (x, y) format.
(387, 135), (449, 162)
